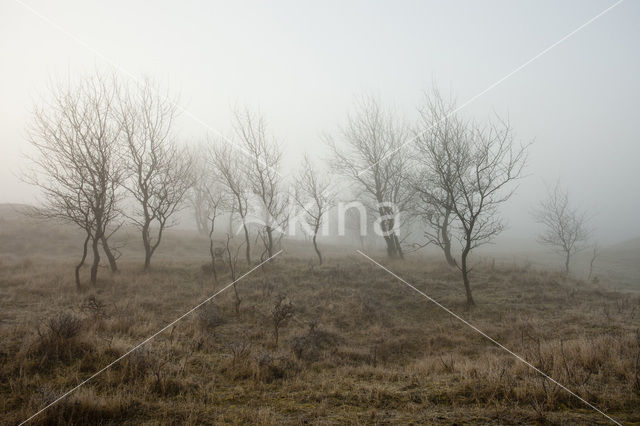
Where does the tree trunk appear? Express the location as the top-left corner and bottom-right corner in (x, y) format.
(208, 234), (218, 283)
(242, 222), (251, 264)
(266, 226), (274, 258)
(443, 242), (456, 267)
(147, 225), (165, 271)
(460, 247), (475, 308)
(378, 205), (398, 259)
(441, 210), (456, 267)
(75, 232), (91, 290)
(90, 235), (100, 285)
(144, 250), (152, 271)
(195, 202), (208, 235)
(381, 206), (402, 259)
(587, 247), (597, 281)
(383, 235), (397, 258)
(380, 214), (399, 258)
(101, 236), (118, 272)
(312, 226), (322, 265)
(232, 283), (241, 314)
(142, 222), (152, 271)
(564, 251), (571, 274)
(393, 233), (404, 260)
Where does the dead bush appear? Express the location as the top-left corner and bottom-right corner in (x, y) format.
(291, 321), (340, 362)
(224, 340), (253, 380)
(44, 312), (82, 340)
(148, 349), (182, 396)
(260, 278), (275, 298)
(272, 294), (294, 347)
(27, 312), (92, 368)
(197, 303), (226, 336)
(108, 303), (136, 335)
(253, 352), (296, 383)
(80, 296), (108, 321)
(228, 340), (251, 365)
(118, 349), (151, 384)
(33, 391), (139, 425)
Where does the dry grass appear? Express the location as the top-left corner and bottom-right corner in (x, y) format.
(0, 217), (639, 424)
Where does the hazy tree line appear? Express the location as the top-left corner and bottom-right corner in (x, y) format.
(27, 71), (594, 307)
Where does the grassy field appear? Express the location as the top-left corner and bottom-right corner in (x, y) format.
(1, 207), (639, 425)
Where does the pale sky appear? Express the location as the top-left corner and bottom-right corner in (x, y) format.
(1, 0), (639, 244)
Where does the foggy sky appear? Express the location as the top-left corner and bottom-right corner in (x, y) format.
(1, 0), (639, 244)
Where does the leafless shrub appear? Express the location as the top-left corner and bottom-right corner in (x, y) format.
(223, 233), (245, 314)
(439, 354), (456, 373)
(29, 384), (59, 409)
(253, 352), (296, 383)
(272, 294), (295, 348)
(80, 296), (108, 321)
(30, 312), (86, 365)
(291, 321), (340, 362)
(228, 340), (251, 366)
(197, 303), (225, 336)
(119, 349), (151, 384)
(260, 278), (274, 298)
(148, 350), (181, 396)
(108, 303), (136, 335)
(42, 312), (82, 340)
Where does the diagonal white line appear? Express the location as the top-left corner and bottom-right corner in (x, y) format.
(355, 0), (625, 177)
(19, 250), (283, 425)
(12, 0), (281, 179)
(356, 250), (621, 425)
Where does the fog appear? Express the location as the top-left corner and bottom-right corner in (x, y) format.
(3, 3), (640, 424)
(1, 0), (639, 244)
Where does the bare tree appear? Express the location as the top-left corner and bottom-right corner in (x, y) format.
(233, 108), (289, 260)
(197, 146), (230, 282)
(293, 156), (335, 265)
(117, 78), (192, 270)
(588, 243), (599, 282)
(223, 233), (245, 314)
(26, 73), (124, 287)
(271, 294), (294, 348)
(534, 181), (590, 274)
(411, 90), (465, 267)
(187, 153), (213, 235)
(210, 140), (252, 264)
(345, 207), (366, 250)
(328, 95), (413, 259)
(205, 193), (227, 283)
(418, 111), (528, 307)
(340, 198), (373, 250)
